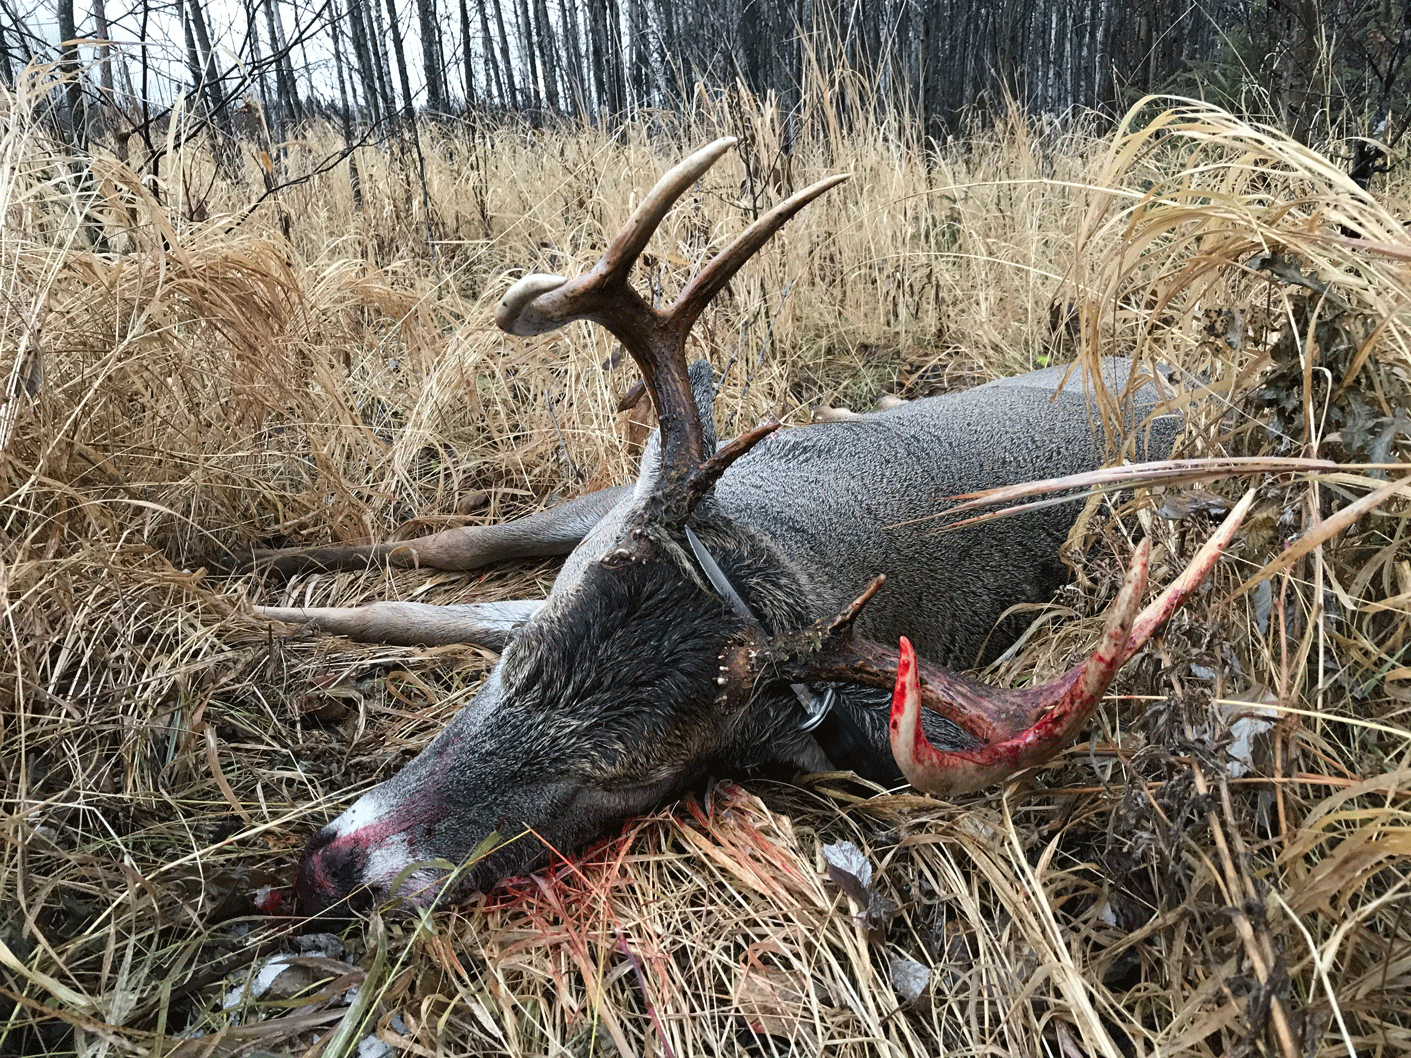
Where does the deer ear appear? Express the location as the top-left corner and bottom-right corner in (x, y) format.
(632, 360), (721, 500)
(688, 359), (720, 452)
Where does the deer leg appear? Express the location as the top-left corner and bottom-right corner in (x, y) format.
(253, 599), (542, 649)
(241, 486), (631, 578)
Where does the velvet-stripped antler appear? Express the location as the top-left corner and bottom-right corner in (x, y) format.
(496, 138), (849, 562)
(759, 490), (1253, 795)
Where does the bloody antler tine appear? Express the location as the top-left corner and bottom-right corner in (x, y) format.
(888, 637), (930, 786)
(888, 538), (1150, 795)
(1121, 487), (1254, 663)
(768, 492), (1248, 780)
(1070, 536), (1148, 713)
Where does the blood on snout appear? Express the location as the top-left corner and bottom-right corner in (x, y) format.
(294, 825), (374, 916)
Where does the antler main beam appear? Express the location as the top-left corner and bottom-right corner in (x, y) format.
(889, 540), (1146, 793)
(495, 139), (849, 541)
(892, 491), (1253, 793)
(759, 491), (1253, 795)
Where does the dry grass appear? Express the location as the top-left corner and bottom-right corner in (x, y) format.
(2, 66), (1410, 1056)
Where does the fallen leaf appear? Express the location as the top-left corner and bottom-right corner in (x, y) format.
(889, 954), (930, 1004)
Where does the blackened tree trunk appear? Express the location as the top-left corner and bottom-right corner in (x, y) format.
(383, 0), (417, 119)
(366, 0), (398, 120)
(649, 0), (681, 105)
(596, 0), (625, 114)
(329, 2), (364, 208)
(476, 0), (507, 105)
(263, 0), (303, 124)
(181, 4), (204, 101)
(0, 11), (15, 85)
(558, 0), (587, 115)
(513, 0), (542, 112)
(534, 0), (559, 112)
(587, 0), (608, 112)
(343, 0), (382, 124)
(627, 0), (648, 110)
(490, 0), (519, 107)
(243, 0), (272, 121)
(187, 0), (232, 138)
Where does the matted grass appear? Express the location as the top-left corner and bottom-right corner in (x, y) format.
(2, 73), (1409, 1056)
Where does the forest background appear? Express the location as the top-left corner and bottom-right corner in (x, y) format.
(2, 1), (1411, 1056)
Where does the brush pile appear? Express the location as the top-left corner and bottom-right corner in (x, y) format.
(2, 78), (1408, 1056)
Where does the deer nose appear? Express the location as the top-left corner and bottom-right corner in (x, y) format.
(294, 826), (368, 916)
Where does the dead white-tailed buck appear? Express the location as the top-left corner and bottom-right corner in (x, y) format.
(252, 140), (1242, 915)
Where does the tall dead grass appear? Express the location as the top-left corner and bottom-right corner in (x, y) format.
(1, 67), (1409, 1057)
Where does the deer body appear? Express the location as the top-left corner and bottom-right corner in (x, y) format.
(261, 142), (1237, 916)
(704, 362), (1172, 666)
(282, 357), (1179, 913)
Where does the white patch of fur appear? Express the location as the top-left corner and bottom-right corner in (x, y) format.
(363, 833), (447, 905)
(363, 832), (417, 882)
(439, 600), (541, 633)
(330, 787), (390, 835)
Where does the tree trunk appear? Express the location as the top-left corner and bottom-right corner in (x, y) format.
(92, 0), (117, 122)
(343, 0), (382, 125)
(329, 1), (364, 209)
(366, 0), (398, 121)
(587, 0), (608, 113)
(457, 0), (477, 110)
(604, 0), (625, 114)
(534, 0), (560, 112)
(187, 0), (230, 135)
(56, 0), (86, 146)
(476, 0), (506, 105)
(628, 0), (647, 110)
(514, 0), (543, 113)
(243, 0), (272, 121)
(558, 0), (587, 115)
(0, 13), (14, 85)
(383, 0), (418, 118)
(263, 0), (302, 124)
(490, 0), (519, 107)
(415, 0), (445, 113)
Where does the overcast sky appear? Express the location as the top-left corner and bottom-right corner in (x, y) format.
(11, 0), (442, 108)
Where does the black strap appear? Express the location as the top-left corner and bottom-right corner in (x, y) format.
(811, 689), (907, 786)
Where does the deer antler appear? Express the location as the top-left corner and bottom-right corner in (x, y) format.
(761, 490), (1253, 795)
(496, 138), (849, 561)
